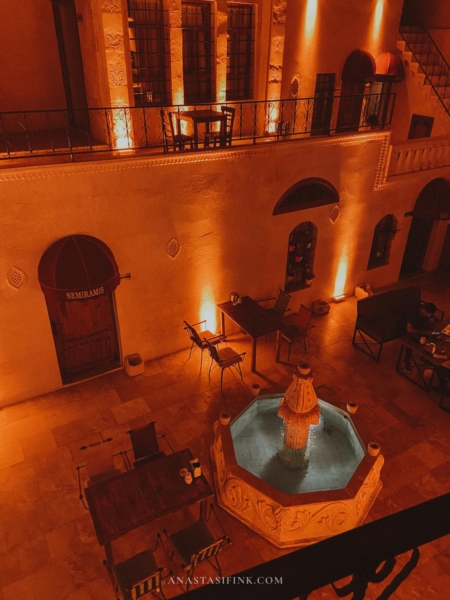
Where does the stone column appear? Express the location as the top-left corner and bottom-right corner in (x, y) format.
(168, 0), (184, 105)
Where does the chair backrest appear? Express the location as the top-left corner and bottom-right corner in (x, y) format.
(125, 568), (163, 599)
(190, 537), (226, 568)
(184, 321), (202, 348)
(204, 338), (221, 365)
(273, 289), (291, 315)
(128, 421), (160, 462)
(294, 304), (313, 332)
(221, 106), (235, 144)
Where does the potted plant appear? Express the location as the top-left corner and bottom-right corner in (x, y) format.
(305, 269), (315, 285)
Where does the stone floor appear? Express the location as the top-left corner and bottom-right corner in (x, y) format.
(1, 271), (450, 600)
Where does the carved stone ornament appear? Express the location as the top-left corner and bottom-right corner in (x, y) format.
(106, 31), (123, 51)
(109, 67), (125, 86)
(166, 238), (180, 259)
(224, 479), (249, 512)
(257, 500), (284, 534)
(102, 0), (121, 11)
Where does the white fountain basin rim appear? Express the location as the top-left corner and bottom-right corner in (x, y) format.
(221, 394), (377, 507)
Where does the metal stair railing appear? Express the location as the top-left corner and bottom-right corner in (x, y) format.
(399, 1), (450, 116)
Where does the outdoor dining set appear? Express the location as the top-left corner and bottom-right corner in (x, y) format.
(77, 421), (230, 598)
(160, 105), (235, 152)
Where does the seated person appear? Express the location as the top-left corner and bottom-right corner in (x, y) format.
(433, 363), (450, 397)
(404, 302), (437, 373)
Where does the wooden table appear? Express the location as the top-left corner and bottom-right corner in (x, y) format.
(180, 109), (227, 149)
(217, 296), (284, 372)
(396, 323), (450, 391)
(85, 448), (214, 563)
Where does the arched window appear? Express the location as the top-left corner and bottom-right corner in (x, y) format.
(367, 215), (398, 270)
(274, 178), (339, 215)
(285, 222), (317, 292)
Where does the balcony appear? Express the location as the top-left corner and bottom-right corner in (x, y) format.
(0, 92), (396, 164)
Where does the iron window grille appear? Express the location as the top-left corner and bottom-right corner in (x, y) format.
(273, 178), (339, 215)
(367, 214), (398, 270)
(226, 4), (255, 101)
(182, 1), (215, 104)
(127, 0), (171, 106)
(285, 222), (317, 293)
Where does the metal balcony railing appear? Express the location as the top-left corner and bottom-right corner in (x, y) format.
(177, 493), (450, 600)
(0, 92), (396, 162)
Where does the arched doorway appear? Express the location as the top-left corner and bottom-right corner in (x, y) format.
(38, 235), (121, 384)
(400, 179), (450, 279)
(337, 49), (375, 133)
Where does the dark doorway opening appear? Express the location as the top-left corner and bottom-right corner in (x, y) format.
(399, 217), (433, 279)
(400, 178), (450, 279)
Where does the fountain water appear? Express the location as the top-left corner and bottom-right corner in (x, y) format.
(211, 363), (384, 547)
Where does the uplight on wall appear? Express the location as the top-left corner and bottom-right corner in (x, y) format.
(333, 255), (348, 300)
(369, 0), (384, 48)
(112, 106), (133, 150)
(305, 0), (318, 39)
(200, 292), (217, 334)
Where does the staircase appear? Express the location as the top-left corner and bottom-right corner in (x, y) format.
(398, 25), (450, 117)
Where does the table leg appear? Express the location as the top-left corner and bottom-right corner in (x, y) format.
(104, 541), (114, 567)
(275, 330), (281, 363)
(251, 337), (257, 372)
(199, 498), (208, 520)
(221, 311), (226, 336)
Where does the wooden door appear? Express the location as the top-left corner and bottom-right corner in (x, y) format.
(311, 73), (335, 136)
(399, 217), (433, 279)
(336, 81), (365, 133)
(46, 293), (121, 384)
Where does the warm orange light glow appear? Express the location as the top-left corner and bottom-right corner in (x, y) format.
(333, 256), (348, 298)
(112, 107), (133, 150)
(369, 0), (384, 49)
(305, 0), (318, 38)
(200, 293), (217, 334)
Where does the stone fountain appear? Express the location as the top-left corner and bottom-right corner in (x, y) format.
(211, 362), (383, 548)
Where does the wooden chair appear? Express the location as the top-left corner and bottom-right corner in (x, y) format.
(76, 438), (126, 510)
(206, 106), (235, 148)
(103, 534), (171, 600)
(280, 304), (313, 360)
(204, 338), (246, 389)
(124, 421), (174, 469)
(163, 504), (230, 592)
(183, 320), (226, 370)
(160, 109), (194, 152)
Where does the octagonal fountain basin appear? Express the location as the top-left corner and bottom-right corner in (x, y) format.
(211, 394), (383, 548)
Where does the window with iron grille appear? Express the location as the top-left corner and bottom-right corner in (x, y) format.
(285, 222), (317, 293)
(367, 214), (398, 270)
(273, 178), (339, 215)
(127, 0), (171, 106)
(182, 1), (215, 104)
(226, 4), (254, 100)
